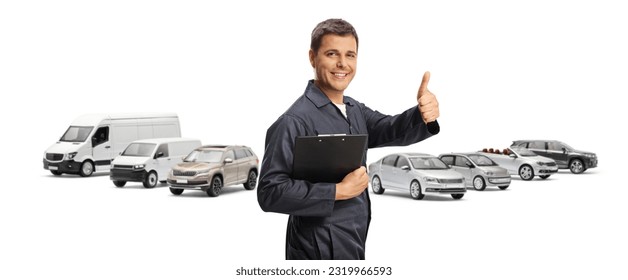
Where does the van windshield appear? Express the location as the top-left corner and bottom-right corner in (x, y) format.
(185, 150), (223, 163)
(60, 126), (93, 142)
(122, 143), (156, 157)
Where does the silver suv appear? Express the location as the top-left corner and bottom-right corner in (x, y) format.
(167, 145), (258, 197)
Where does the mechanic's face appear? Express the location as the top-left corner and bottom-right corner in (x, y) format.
(309, 34), (357, 97)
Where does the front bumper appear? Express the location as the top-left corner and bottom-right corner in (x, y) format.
(487, 176), (511, 186)
(585, 158), (598, 169)
(43, 159), (81, 174)
(167, 178), (210, 190)
(535, 166), (558, 174)
(110, 168), (148, 182)
(425, 183), (467, 194)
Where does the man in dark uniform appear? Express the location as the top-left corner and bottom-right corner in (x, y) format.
(257, 18), (440, 260)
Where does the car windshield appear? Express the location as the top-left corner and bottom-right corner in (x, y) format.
(122, 143), (156, 157)
(409, 157), (449, 169)
(185, 150), (223, 163)
(468, 155), (497, 166)
(511, 147), (537, 157)
(60, 126), (93, 142)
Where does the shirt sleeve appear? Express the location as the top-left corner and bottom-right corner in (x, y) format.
(360, 104), (440, 148)
(257, 115), (336, 217)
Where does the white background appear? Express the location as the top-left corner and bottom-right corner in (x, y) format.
(1, 0), (627, 279)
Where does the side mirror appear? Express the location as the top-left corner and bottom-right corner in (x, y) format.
(155, 152), (164, 159)
(509, 153), (517, 158)
(91, 137), (97, 147)
(562, 147), (567, 154)
(224, 158), (233, 164)
(401, 165), (411, 171)
(466, 163), (475, 168)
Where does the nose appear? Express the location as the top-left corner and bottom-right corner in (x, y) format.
(336, 56), (346, 68)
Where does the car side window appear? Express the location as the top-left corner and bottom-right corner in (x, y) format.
(529, 141), (545, 150)
(440, 156), (454, 166)
(224, 150), (235, 162)
(548, 142), (563, 151)
(395, 157), (410, 168)
(92, 126), (109, 146)
(455, 156), (470, 167)
(382, 155), (398, 166)
(234, 148), (247, 160)
(156, 144), (169, 158)
(244, 149), (253, 157)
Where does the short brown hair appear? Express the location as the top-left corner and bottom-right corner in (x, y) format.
(310, 18), (359, 53)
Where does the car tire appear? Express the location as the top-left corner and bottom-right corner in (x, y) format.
(113, 180), (126, 187)
(539, 175), (551, 179)
(206, 176), (223, 197)
(498, 185), (509, 190)
(473, 176), (486, 191)
(143, 171), (158, 188)
(569, 158), (585, 174)
(79, 161), (94, 177)
(170, 188), (184, 195)
(519, 164), (534, 181)
(50, 170), (62, 176)
(243, 170), (257, 190)
(410, 180), (424, 200)
(372, 176), (385, 194)
(451, 193), (464, 199)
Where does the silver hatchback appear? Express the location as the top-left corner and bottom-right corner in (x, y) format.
(368, 153), (466, 200)
(439, 153), (511, 191)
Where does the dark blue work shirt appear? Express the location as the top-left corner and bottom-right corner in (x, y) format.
(258, 80), (438, 260)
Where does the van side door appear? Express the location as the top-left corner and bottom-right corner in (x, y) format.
(91, 126), (112, 171)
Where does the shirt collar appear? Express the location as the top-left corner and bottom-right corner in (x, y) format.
(305, 80), (355, 108)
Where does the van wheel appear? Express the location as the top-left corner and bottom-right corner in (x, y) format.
(243, 170), (257, 190)
(451, 193), (465, 199)
(79, 161), (94, 177)
(143, 171), (158, 188)
(206, 176), (223, 197)
(113, 180), (126, 187)
(50, 170), (62, 176)
(170, 188), (184, 195)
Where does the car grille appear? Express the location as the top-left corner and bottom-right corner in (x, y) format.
(173, 170), (197, 176)
(438, 178), (463, 184)
(46, 153), (64, 161)
(113, 165), (134, 170)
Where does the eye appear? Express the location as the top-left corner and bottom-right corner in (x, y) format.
(326, 51), (338, 57)
(347, 52), (357, 59)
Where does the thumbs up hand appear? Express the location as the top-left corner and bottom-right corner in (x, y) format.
(417, 71), (439, 124)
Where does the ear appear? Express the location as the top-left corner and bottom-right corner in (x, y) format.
(309, 49), (315, 68)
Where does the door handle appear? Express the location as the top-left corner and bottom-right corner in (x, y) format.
(105, 146), (111, 149)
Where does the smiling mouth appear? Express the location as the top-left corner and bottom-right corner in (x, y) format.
(332, 72), (349, 78)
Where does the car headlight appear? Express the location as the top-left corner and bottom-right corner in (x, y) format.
(586, 154), (596, 158)
(536, 161), (546, 166)
(67, 152), (78, 160)
(483, 171), (494, 176)
(424, 177), (438, 183)
(133, 164), (145, 170)
(197, 169), (211, 176)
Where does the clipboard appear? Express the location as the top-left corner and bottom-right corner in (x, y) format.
(292, 134), (367, 183)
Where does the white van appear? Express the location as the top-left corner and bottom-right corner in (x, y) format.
(43, 113), (181, 177)
(110, 138), (201, 188)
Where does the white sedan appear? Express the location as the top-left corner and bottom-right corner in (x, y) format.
(368, 153), (466, 200)
(480, 147), (558, 180)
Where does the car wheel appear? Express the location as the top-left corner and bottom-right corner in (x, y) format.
(206, 176), (223, 197)
(50, 170), (62, 176)
(451, 193), (464, 199)
(169, 188), (184, 195)
(519, 164), (534, 181)
(79, 161), (94, 177)
(498, 185), (509, 190)
(473, 176), (486, 191)
(410, 180), (424, 200)
(243, 170), (257, 190)
(539, 175), (551, 179)
(371, 176), (385, 194)
(569, 158), (584, 174)
(143, 171), (158, 188)
(113, 180), (126, 187)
